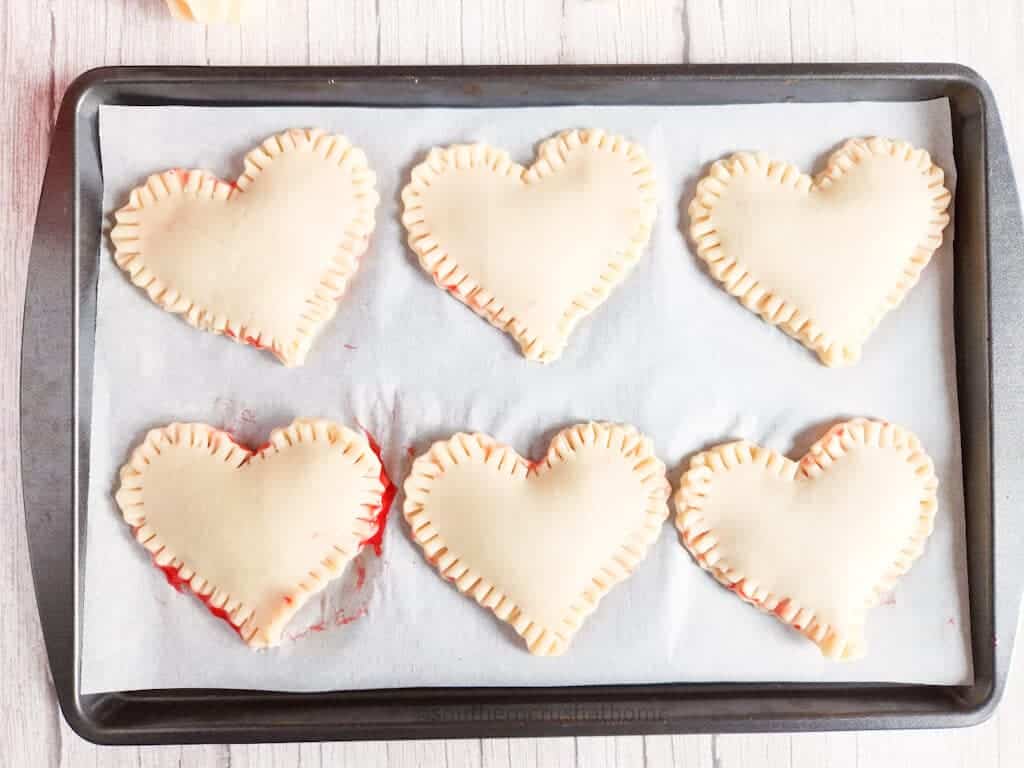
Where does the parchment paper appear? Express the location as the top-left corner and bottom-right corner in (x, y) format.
(81, 100), (971, 694)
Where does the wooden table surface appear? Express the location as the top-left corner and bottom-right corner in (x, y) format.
(3, 0), (1023, 765)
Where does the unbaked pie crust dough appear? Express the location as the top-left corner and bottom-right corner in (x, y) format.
(401, 129), (657, 363)
(111, 128), (379, 366)
(689, 138), (951, 366)
(115, 418), (388, 648)
(675, 418), (938, 659)
(404, 422), (670, 655)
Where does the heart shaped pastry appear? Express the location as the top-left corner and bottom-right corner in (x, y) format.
(115, 419), (390, 648)
(403, 422), (669, 655)
(675, 419), (937, 660)
(689, 138), (951, 366)
(401, 130), (657, 362)
(111, 128), (379, 366)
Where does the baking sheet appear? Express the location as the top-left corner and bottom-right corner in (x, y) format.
(82, 100), (971, 694)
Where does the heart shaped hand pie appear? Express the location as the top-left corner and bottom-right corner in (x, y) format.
(689, 138), (951, 366)
(115, 419), (390, 648)
(404, 422), (669, 655)
(111, 128), (379, 366)
(675, 419), (937, 660)
(401, 130), (657, 363)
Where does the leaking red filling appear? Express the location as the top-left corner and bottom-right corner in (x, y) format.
(134, 427), (394, 642)
(359, 429), (396, 557)
(219, 431), (273, 460)
(137, 532), (245, 640)
(337, 606), (368, 626)
(285, 606), (368, 643)
(222, 327), (267, 350)
(173, 168), (245, 192)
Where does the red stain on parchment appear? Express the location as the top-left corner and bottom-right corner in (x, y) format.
(335, 606), (368, 626)
(286, 606), (369, 643)
(355, 560), (367, 590)
(357, 428), (395, 557)
(223, 328), (268, 350)
(139, 539), (244, 640)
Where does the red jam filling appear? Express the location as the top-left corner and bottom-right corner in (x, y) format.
(359, 429), (396, 557)
(135, 532), (244, 640)
(337, 606), (368, 626)
(218, 432), (273, 461)
(135, 427), (394, 643)
(222, 327), (267, 350)
(286, 606), (368, 643)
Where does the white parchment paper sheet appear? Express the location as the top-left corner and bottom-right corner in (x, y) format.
(82, 100), (971, 693)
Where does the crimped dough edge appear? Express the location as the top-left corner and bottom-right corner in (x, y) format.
(688, 137), (952, 367)
(115, 418), (385, 648)
(403, 421), (670, 656)
(674, 418), (938, 660)
(110, 128), (380, 367)
(401, 128), (658, 363)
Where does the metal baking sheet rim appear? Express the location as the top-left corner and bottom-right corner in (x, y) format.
(19, 64), (1024, 743)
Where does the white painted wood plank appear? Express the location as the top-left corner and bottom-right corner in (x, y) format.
(137, 744), (232, 767)
(115, 0), (207, 68)
(574, 735), (644, 768)
(712, 733), (792, 768)
(0, 0), (97, 766)
(535, 737), (579, 768)
(787, 0), (860, 62)
(560, 0), (685, 64)
(480, 736), (579, 768)
(441, 739), (483, 768)
(460, 0), (562, 65)
(320, 740), (390, 768)
(480, 737), (514, 768)
(643, 735), (714, 767)
(788, 733), (857, 768)
(307, 0), (380, 66)
(227, 743), (305, 767)
(381, 739), (449, 767)
(856, 724), (997, 768)
(374, 0), (464, 66)
(998, 610), (1024, 766)
(3, 1), (1024, 767)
